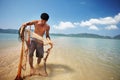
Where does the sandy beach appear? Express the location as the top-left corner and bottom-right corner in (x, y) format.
(0, 36), (120, 80)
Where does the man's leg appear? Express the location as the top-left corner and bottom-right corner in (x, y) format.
(29, 56), (36, 75)
(29, 40), (36, 75)
(37, 57), (42, 65)
(36, 43), (44, 65)
(29, 56), (34, 68)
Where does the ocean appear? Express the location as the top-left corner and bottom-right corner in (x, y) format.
(52, 36), (120, 80)
(0, 33), (120, 80)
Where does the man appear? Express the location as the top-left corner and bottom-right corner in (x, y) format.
(19, 13), (51, 76)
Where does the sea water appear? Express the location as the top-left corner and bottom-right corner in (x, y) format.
(0, 33), (120, 80)
(0, 33), (20, 49)
(52, 36), (120, 80)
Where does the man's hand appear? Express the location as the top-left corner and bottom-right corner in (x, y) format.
(20, 34), (24, 41)
(19, 25), (26, 41)
(46, 38), (53, 48)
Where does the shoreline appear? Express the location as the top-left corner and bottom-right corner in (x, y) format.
(0, 38), (120, 80)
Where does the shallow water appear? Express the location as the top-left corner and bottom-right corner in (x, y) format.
(52, 37), (120, 80)
(0, 33), (120, 80)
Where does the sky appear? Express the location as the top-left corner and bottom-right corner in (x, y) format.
(0, 0), (120, 36)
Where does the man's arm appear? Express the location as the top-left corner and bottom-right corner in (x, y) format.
(46, 26), (53, 48)
(22, 20), (37, 27)
(19, 20), (37, 41)
(46, 26), (51, 40)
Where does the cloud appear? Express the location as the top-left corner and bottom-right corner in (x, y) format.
(105, 25), (118, 30)
(79, 21), (99, 30)
(79, 21), (92, 27)
(114, 13), (120, 23)
(53, 13), (120, 30)
(79, 13), (120, 30)
(53, 21), (75, 30)
(89, 25), (99, 30)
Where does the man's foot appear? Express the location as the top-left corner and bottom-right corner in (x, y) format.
(30, 68), (36, 75)
(41, 72), (48, 77)
(35, 64), (40, 68)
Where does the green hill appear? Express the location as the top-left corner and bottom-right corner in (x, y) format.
(0, 28), (120, 39)
(67, 33), (112, 39)
(0, 28), (18, 34)
(113, 35), (120, 39)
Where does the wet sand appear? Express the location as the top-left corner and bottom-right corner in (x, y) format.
(0, 38), (120, 80)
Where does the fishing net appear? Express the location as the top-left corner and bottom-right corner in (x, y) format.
(15, 26), (53, 80)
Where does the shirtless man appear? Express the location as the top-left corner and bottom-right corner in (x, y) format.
(19, 13), (51, 76)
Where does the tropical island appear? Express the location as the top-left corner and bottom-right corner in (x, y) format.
(0, 28), (120, 39)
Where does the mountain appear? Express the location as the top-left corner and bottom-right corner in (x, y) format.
(50, 33), (112, 39)
(113, 35), (120, 39)
(0, 28), (120, 39)
(67, 33), (112, 39)
(50, 33), (67, 36)
(0, 28), (18, 34)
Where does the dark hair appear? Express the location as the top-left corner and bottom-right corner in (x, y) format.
(40, 13), (49, 21)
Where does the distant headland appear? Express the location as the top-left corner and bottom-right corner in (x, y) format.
(0, 28), (120, 39)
